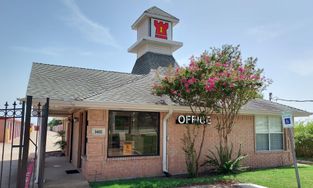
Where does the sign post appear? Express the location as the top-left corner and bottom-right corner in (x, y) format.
(282, 113), (301, 188)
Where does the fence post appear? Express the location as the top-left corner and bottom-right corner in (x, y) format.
(0, 102), (8, 187)
(37, 98), (49, 188)
(18, 96), (32, 188)
(16, 101), (25, 188)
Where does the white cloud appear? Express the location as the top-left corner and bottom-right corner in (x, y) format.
(288, 57), (313, 76)
(62, 0), (119, 48)
(246, 24), (284, 43)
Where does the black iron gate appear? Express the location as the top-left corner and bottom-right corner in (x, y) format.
(0, 96), (49, 188)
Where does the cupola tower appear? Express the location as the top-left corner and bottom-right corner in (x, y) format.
(129, 6), (183, 74)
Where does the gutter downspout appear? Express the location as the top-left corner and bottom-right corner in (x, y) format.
(162, 105), (173, 176)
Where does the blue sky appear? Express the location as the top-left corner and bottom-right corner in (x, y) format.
(0, 0), (312, 120)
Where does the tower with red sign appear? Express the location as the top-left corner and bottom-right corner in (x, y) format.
(129, 6), (183, 75)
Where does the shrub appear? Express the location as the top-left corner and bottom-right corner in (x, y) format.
(54, 130), (67, 152)
(202, 144), (247, 174)
(54, 140), (67, 150)
(295, 121), (313, 158)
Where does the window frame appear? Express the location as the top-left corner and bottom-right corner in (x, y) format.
(255, 115), (285, 152)
(107, 110), (160, 158)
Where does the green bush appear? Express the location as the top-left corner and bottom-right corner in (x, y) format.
(295, 121), (313, 158)
(202, 144), (247, 174)
(54, 130), (67, 151)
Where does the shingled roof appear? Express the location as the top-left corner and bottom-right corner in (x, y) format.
(131, 52), (179, 75)
(144, 6), (179, 21)
(243, 99), (311, 117)
(26, 63), (311, 117)
(27, 63), (144, 101)
(131, 6), (179, 29)
(86, 71), (170, 104)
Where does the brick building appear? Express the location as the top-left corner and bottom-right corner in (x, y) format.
(26, 7), (311, 181)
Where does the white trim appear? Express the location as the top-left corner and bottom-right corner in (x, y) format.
(162, 106), (173, 173)
(28, 98), (311, 117)
(128, 36), (183, 55)
(255, 115), (284, 152)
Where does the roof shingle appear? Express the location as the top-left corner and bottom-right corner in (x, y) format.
(26, 63), (312, 117)
(27, 63), (144, 101)
(131, 52), (178, 75)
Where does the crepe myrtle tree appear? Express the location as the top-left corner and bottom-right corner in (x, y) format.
(153, 45), (270, 176)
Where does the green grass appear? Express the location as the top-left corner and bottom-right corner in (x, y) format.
(90, 165), (313, 188)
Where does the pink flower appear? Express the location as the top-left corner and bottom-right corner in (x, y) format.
(175, 67), (180, 73)
(250, 75), (260, 80)
(239, 67), (245, 73)
(216, 63), (222, 67)
(188, 77), (196, 84)
(205, 77), (217, 91)
(184, 83), (189, 89)
(205, 84), (214, 91)
(171, 90), (177, 95)
(186, 89), (190, 93)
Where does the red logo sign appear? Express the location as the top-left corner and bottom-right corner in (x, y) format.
(154, 20), (169, 39)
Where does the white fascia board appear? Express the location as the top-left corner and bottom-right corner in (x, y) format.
(73, 101), (189, 112)
(239, 109), (312, 117)
(131, 14), (146, 30)
(37, 98), (311, 117)
(128, 37), (183, 53)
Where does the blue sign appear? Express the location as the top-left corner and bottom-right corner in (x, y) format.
(282, 113), (293, 128)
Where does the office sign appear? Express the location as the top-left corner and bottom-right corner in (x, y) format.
(176, 115), (211, 125)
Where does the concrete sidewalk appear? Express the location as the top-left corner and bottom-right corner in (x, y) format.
(0, 131), (61, 188)
(42, 156), (90, 188)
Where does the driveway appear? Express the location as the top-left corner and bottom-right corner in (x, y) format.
(0, 130), (61, 187)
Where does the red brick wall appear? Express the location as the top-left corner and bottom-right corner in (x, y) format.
(81, 110), (292, 181)
(167, 113), (292, 174)
(81, 110), (164, 181)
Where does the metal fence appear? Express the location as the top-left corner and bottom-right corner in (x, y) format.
(0, 96), (49, 188)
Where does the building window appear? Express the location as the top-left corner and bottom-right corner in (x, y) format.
(108, 111), (159, 157)
(255, 116), (284, 151)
